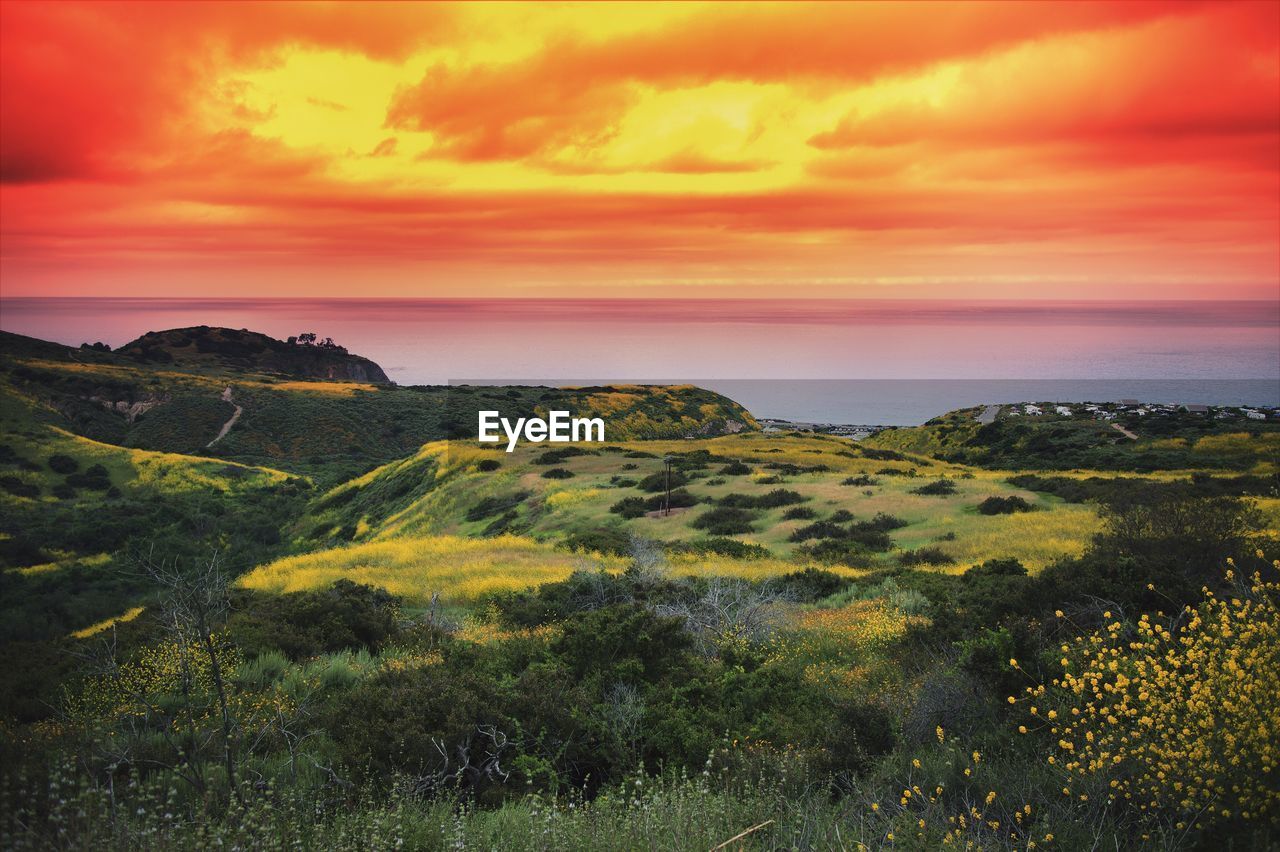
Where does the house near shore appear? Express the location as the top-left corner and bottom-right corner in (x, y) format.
(1244, 409), (1267, 421)
(1181, 404), (1210, 414)
(1024, 404), (1042, 415)
(1055, 405), (1073, 416)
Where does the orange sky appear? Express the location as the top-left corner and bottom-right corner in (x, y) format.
(1, 1), (1277, 299)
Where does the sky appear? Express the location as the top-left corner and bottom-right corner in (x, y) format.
(1, 1), (1278, 300)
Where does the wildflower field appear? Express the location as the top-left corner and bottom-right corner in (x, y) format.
(3, 332), (1279, 850)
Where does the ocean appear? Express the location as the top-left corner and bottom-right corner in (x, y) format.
(2, 298), (1276, 425)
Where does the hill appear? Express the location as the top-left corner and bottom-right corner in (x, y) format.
(116, 326), (392, 383)
(0, 330), (758, 482)
(865, 402), (1280, 472)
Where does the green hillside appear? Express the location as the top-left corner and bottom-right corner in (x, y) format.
(866, 403), (1280, 471)
(0, 330), (757, 483)
(3, 328), (1278, 850)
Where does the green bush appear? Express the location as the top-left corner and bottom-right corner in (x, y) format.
(0, 476), (39, 499)
(229, 580), (401, 660)
(977, 495), (1035, 515)
(911, 478), (956, 496)
(689, 506), (757, 535)
(718, 489), (805, 509)
(562, 527), (633, 556)
(637, 470), (689, 492)
(899, 547), (955, 566)
(666, 538), (772, 560)
(465, 491), (531, 522)
(610, 496), (648, 519)
(47, 454), (78, 474)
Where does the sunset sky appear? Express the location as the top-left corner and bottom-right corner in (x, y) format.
(1, 1), (1278, 300)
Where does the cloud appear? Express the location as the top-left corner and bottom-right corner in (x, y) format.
(1, 1), (1276, 298)
(387, 1), (1194, 162)
(0, 1), (454, 182)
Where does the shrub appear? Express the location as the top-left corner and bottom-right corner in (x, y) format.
(789, 521), (849, 542)
(65, 472), (110, 490)
(476, 458), (501, 472)
(782, 506), (817, 520)
(1022, 573), (1280, 833)
(772, 567), (851, 601)
(637, 470), (689, 492)
(610, 497), (647, 519)
(977, 495), (1035, 515)
(562, 527), (632, 556)
(0, 476), (39, 499)
(609, 476), (637, 487)
(718, 489), (805, 509)
(667, 538), (772, 560)
(911, 478), (957, 496)
(965, 557), (1027, 578)
(481, 510), (521, 537)
(719, 460), (751, 475)
(899, 547), (955, 566)
(465, 491), (531, 522)
(644, 489), (699, 511)
(689, 506), (757, 535)
(47, 454), (78, 474)
(229, 580), (400, 660)
(542, 468), (575, 479)
(534, 447), (594, 465)
(842, 474), (879, 486)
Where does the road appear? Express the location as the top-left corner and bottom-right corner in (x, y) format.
(1110, 422), (1138, 441)
(976, 404), (1001, 424)
(207, 386), (243, 447)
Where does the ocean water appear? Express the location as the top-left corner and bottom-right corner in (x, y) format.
(2, 298), (1276, 425)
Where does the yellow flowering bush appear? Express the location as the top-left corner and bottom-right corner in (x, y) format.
(1023, 568), (1280, 827)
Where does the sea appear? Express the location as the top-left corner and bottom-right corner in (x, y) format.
(2, 298), (1276, 426)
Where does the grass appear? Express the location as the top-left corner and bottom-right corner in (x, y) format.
(69, 606), (145, 639)
(238, 535), (630, 604)
(296, 434), (1105, 573)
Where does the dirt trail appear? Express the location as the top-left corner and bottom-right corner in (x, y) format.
(207, 386), (243, 447)
(1110, 422), (1138, 441)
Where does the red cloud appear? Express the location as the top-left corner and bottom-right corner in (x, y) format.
(0, 1), (453, 182)
(387, 1), (1195, 161)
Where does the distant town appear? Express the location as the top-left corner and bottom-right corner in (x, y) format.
(760, 398), (1280, 441)
(758, 418), (894, 440)
(988, 399), (1279, 423)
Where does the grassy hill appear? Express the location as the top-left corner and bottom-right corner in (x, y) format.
(0, 330), (757, 483)
(865, 404), (1280, 472)
(244, 432), (1100, 608)
(5, 330), (1279, 850)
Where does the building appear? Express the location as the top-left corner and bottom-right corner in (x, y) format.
(1181, 404), (1210, 414)
(1055, 405), (1072, 416)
